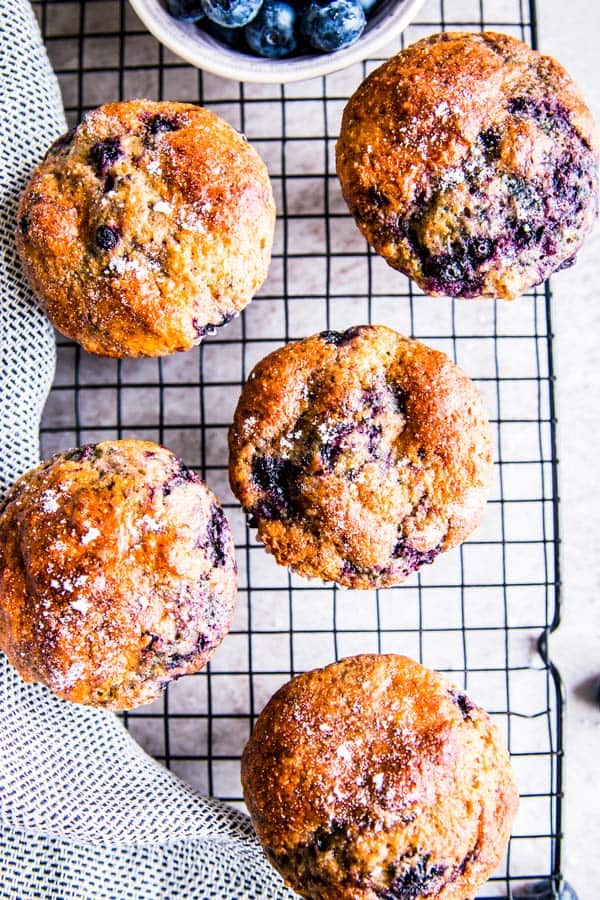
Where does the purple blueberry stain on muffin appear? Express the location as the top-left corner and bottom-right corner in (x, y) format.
(318, 422), (355, 471)
(319, 326), (366, 346)
(364, 422), (382, 456)
(478, 127), (502, 161)
(361, 386), (386, 415)
(421, 254), (481, 298)
(448, 688), (477, 720)
(391, 384), (407, 416)
(89, 138), (123, 177)
(207, 504), (229, 567)
(340, 559), (361, 580)
(192, 311), (236, 339)
(162, 461), (199, 496)
(320, 329), (346, 345)
(508, 95), (574, 137)
(165, 631), (212, 671)
(337, 34), (599, 300)
(251, 455), (301, 519)
(142, 113), (186, 140)
(393, 539), (442, 575)
(378, 854), (447, 899)
(270, 820), (354, 875)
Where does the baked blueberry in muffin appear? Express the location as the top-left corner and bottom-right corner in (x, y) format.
(0, 440), (237, 709)
(336, 32), (599, 299)
(242, 654), (519, 899)
(229, 325), (493, 589)
(16, 99), (275, 356)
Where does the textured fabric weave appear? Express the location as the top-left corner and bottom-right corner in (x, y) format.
(0, 2), (292, 895)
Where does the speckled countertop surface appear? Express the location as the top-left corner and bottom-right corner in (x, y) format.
(539, 2), (600, 895)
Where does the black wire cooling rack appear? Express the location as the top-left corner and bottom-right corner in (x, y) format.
(33, 0), (564, 895)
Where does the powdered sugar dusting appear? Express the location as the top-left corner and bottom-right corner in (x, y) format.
(141, 514), (161, 532)
(146, 157), (162, 176)
(71, 597), (91, 615)
(41, 490), (59, 513)
(373, 772), (385, 790)
(81, 525), (100, 545)
(336, 742), (353, 762)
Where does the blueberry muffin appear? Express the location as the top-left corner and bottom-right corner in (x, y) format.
(229, 325), (492, 589)
(336, 32), (599, 299)
(0, 440), (237, 709)
(242, 654), (519, 900)
(16, 99), (275, 357)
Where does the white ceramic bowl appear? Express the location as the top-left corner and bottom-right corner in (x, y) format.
(128, 0), (426, 83)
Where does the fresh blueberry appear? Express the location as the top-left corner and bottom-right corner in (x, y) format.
(300, 0), (366, 52)
(202, 20), (241, 45)
(358, 0), (378, 13)
(245, 1), (297, 58)
(89, 139), (122, 177)
(478, 127), (502, 160)
(167, 0), (205, 20)
(320, 330), (344, 344)
(319, 325), (365, 345)
(423, 254), (467, 285)
(145, 114), (182, 135)
(468, 236), (495, 263)
(201, 0), (262, 29)
(391, 385), (407, 415)
(96, 225), (120, 250)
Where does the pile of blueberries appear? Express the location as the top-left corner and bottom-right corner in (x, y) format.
(166, 0), (382, 58)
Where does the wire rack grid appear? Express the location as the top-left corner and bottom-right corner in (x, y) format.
(32, 0), (563, 896)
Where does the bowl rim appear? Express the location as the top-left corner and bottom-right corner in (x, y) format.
(128, 0), (428, 84)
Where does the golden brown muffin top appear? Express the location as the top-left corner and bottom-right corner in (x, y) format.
(336, 32), (599, 299)
(0, 440), (237, 709)
(242, 654), (519, 900)
(229, 325), (492, 589)
(16, 99), (275, 357)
